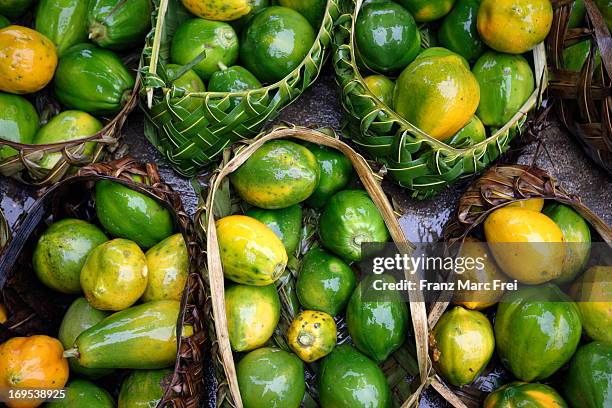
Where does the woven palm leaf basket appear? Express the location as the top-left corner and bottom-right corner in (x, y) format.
(547, 0), (612, 174)
(0, 157), (207, 407)
(0, 5), (141, 186)
(195, 125), (435, 407)
(333, 0), (549, 199)
(140, 0), (340, 178)
(423, 164), (612, 407)
(0, 208), (8, 255)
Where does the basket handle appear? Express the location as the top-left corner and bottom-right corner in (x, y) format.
(584, 0), (612, 74)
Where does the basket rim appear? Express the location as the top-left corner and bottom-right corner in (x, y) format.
(335, 0), (549, 155)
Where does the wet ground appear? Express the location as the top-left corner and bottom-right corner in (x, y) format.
(0, 67), (610, 407)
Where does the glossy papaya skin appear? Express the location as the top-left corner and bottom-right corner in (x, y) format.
(319, 344), (391, 408)
(0, 92), (39, 160)
(143, 233), (189, 302)
(563, 341), (612, 408)
(278, 0), (326, 28)
(494, 284), (582, 381)
(431, 306), (495, 386)
(438, 0), (485, 62)
(543, 203), (591, 284)
(287, 310), (337, 362)
(569, 0), (586, 28)
(571, 266), (612, 344)
(296, 247), (356, 316)
(208, 65), (262, 110)
(54, 44), (135, 115)
(473, 51), (535, 127)
(347, 274), (409, 362)
(231, 0), (269, 32)
(95, 180), (174, 248)
(397, 0), (455, 22)
(47, 379), (115, 408)
(319, 190), (390, 261)
(246, 204), (302, 256)
(88, 0), (152, 50)
(225, 284), (280, 352)
(363, 75), (395, 108)
(236, 347), (305, 408)
(32, 219), (108, 294)
(484, 382), (568, 408)
(35, 0), (90, 56)
(165, 64), (205, 113)
(303, 142), (354, 209)
(0, 0), (34, 19)
(563, 39), (601, 72)
(118, 369), (172, 408)
(240, 6), (315, 83)
(33, 110), (102, 169)
(68, 300), (188, 369)
(58, 298), (113, 379)
(181, 0), (251, 21)
(230, 140), (320, 209)
(446, 115), (487, 149)
(0, 15), (8, 28)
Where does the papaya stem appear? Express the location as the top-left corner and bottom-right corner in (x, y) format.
(297, 332), (314, 347)
(88, 21), (107, 43)
(63, 348), (80, 359)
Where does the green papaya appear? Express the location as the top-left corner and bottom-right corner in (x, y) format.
(54, 44), (135, 115)
(0, 0), (34, 19)
(296, 247), (356, 316)
(118, 369), (173, 408)
(165, 64), (205, 113)
(231, 0), (269, 33)
(571, 266), (612, 344)
(32, 219), (108, 294)
(65, 300), (190, 369)
(563, 40), (601, 72)
(88, 0), (152, 50)
(236, 347), (305, 408)
(0, 14), (8, 28)
(246, 204), (302, 256)
(143, 233), (189, 302)
(304, 142), (354, 208)
(0, 92), (39, 160)
(596, 0), (612, 31)
(208, 65), (263, 110)
(447, 115), (487, 148)
(494, 284), (582, 381)
(319, 190), (390, 261)
(438, 0), (485, 62)
(35, 0), (90, 56)
(563, 341), (612, 408)
(347, 274), (409, 362)
(33, 110), (102, 170)
(47, 379), (114, 408)
(484, 382), (568, 408)
(95, 180), (174, 248)
(569, 0), (586, 28)
(319, 344), (391, 408)
(278, 0), (326, 28)
(363, 75), (395, 108)
(396, 0), (456, 22)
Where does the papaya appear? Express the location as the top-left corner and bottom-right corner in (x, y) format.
(563, 341), (612, 408)
(0, 303), (7, 323)
(563, 39), (601, 72)
(0, 93), (39, 160)
(494, 284), (582, 381)
(396, 0), (455, 22)
(236, 347), (305, 408)
(431, 306), (495, 386)
(246, 205), (302, 256)
(231, 0), (269, 32)
(230, 140), (320, 209)
(287, 310), (337, 362)
(319, 344), (391, 408)
(416, 47), (470, 69)
(446, 115), (487, 148)
(304, 142), (354, 208)
(165, 64), (205, 113)
(0, 15), (8, 28)
(319, 190), (390, 261)
(478, 0), (553, 54)
(484, 207), (565, 284)
(54, 44), (135, 115)
(208, 65), (263, 110)
(543, 203), (591, 284)
(278, 0), (326, 28)
(0, 25), (58, 94)
(181, 0), (251, 21)
(355, 1), (421, 73)
(47, 379), (115, 408)
(88, 0), (152, 50)
(80, 238), (148, 311)
(35, 0), (90, 56)
(118, 369), (172, 408)
(596, 0), (612, 30)
(296, 247), (356, 316)
(58, 298), (112, 379)
(225, 284), (280, 352)
(216, 215), (288, 285)
(484, 382), (568, 408)
(0, 0), (33, 19)
(363, 75), (395, 108)
(438, 0), (485, 62)
(0, 335), (69, 408)
(347, 274), (409, 362)
(33, 110), (102, 169)
(240, 6), (315, 83)
(569, 0), (586, 28)
(143, 233), (189, 302)
(65, 300), (189, 369)
(171, 18), (239, 81)
(32, 218), (108, 294)
(95, 179), (174, 248)
(571, 266), (612, 344)
(506, 198), (545, 212)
